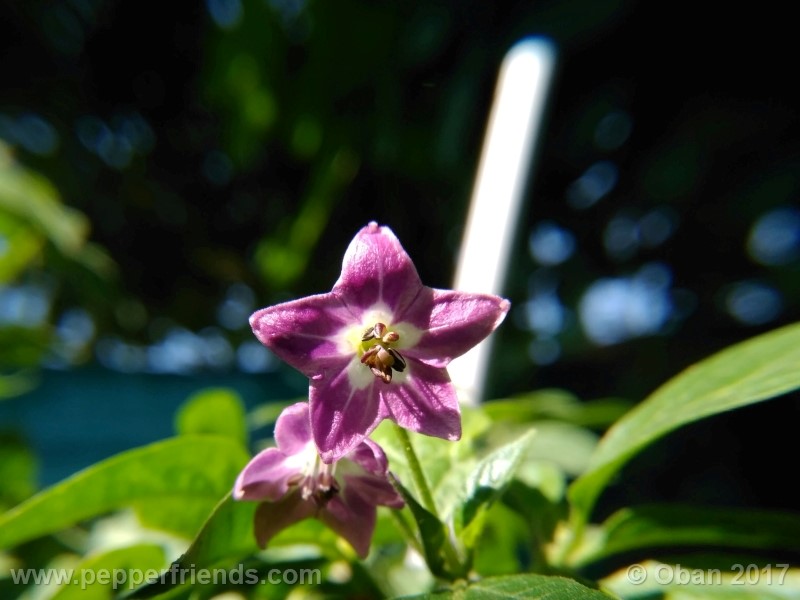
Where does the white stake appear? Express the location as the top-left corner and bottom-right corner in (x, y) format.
(449, 37), (556, 405)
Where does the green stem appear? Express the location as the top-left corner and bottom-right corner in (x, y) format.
(393, 425), (438, 515)
(393, 425), (466, 579)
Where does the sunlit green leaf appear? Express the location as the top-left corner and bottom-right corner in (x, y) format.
(371, 408), (492, 521)
(0, 214), (43, 283)
(175, 388), (247, 445)
(49, 544), (166, 600)
(487, 421), (598, 478)
(0, 145), (89, 256)
(403, 573), (614, 599)
(569, 322), (800, 525)
(0, 433), (37, 510)
(247, 399), (298, 431)
(133, 497), (221, 540)
(0, 369), (38, 400)
(0, 436), (249, 550)
(126, 494), (257, 598)
(484, 390), (632, 430)
(458, 430), (535, 550)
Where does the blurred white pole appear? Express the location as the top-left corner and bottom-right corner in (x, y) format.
(449, 37), (556, 405)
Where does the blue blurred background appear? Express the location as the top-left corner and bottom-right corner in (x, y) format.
(1, 0), (798, 515)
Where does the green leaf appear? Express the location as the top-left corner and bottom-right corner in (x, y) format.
(49, 544), (166, 600)
(0, 369), (38, 400)
(0, 144), (89, 256)
(371, 408), (493, 521)
(126, 494), (258, 598)
(247, 399), (298, 430)
(176, 494), (258, 568)
(133, 497), (221, 540)
(569, 322), (800, 525)
(576, 504), (800, 567)
(0, 214), (43, 283)
(0, 436), (249, 550)
(175, 388), (248, 445)
(389, 473), (448, 579)
(458, 430), (535, 549)
(484, 390), (632, 430)
(0, 433), (38, 510)
(402, 573), (614, 599)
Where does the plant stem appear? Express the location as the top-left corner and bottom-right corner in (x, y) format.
(393, 425), (438, 515)
(393, 425), (466, 579)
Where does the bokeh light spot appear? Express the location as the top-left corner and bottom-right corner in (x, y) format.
(725, 281), (782, 325)
(206, 0), (243, 30)
(528, 221), (575, 266)
(594, 110), (632, 151)
(579, 263), (672, 345)
(566, 160), (618, 209)
(747, 206), (800, 266)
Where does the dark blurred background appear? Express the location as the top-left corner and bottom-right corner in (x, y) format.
(1, 0), (798, 516)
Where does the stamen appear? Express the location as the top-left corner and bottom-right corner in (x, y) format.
(387, 348), (406, 372)
(312, 463), (340, 507)
(359, 323), (407, 383)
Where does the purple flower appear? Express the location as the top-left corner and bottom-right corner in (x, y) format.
(250, 222), (511, 462)
(233, 402), (404, 558)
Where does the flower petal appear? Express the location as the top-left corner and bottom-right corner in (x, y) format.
(273, 401), (314, 454)
(320, 492), (377, 558)
(346, 472), (405, 509)
(333, 439), (404, 509)
(310, 363), (386, 463)
(254, 492), (315, 549)
(333, 222), (424, 317)
(233, 447), (302, 502)
(382, 359), (462, 441)
(250, 293), (355, 377)
(400, 289), (510, 367)
(346, 438), (389, 476)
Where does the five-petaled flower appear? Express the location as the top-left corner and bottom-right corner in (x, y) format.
(233, 402), (404, 558)
(250, 222), (510, 462)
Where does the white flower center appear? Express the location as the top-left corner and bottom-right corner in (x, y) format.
(336, 304), (423, 388)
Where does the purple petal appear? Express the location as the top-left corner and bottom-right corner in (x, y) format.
(310, 363), (386, 463)
(401, 289), (511, 367)
(340, 439), (404, 509)
(254, 493), (315, 548)
(345, 438), (389, 476)
(273, 402), (312, 455)
(233, 447), (303, 502)
(250, 293), (355, 377)
(382, 359), (462, 441)
(332, 222), (424, 317)
(320, 492), (377, 558)
(345, 472), (405, 509)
